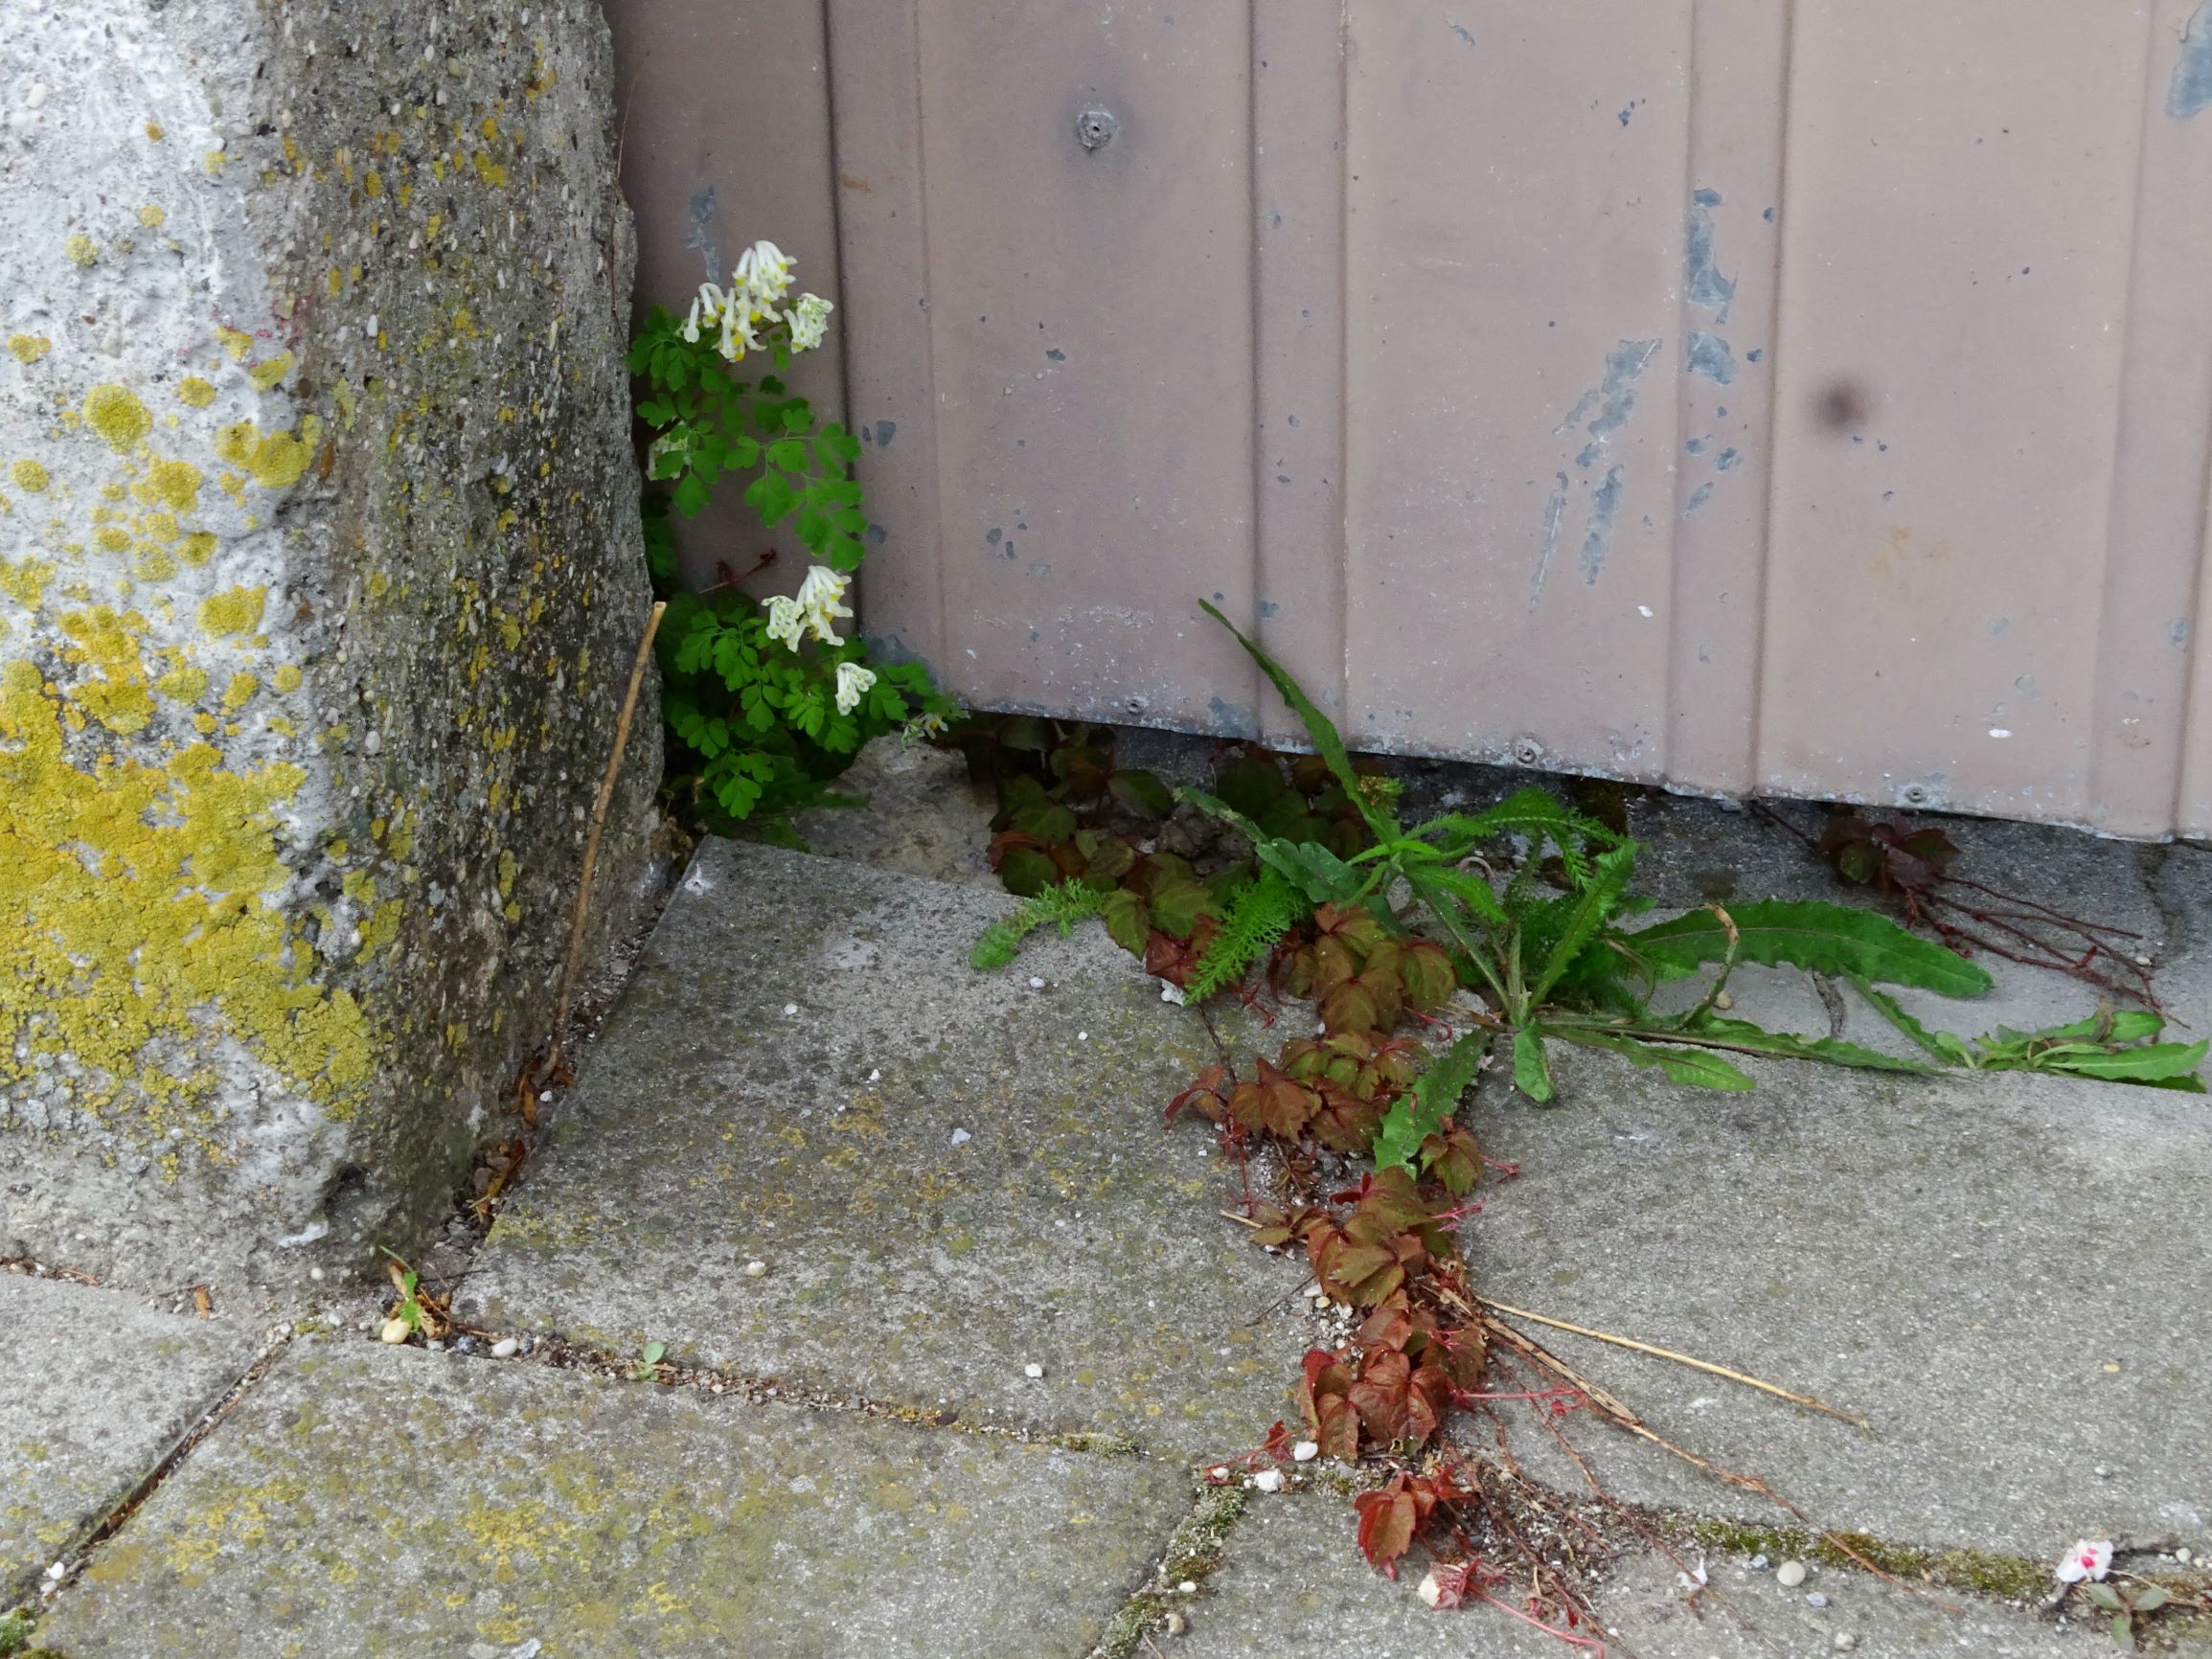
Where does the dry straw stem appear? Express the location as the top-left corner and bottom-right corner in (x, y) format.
(553, 599), (667, 1049)
(1474, 1296), (1873, 1430)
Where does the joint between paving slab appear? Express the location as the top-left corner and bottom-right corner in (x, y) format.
(1085, 1481), (1252, 1659)
(33, 1321), (295, 1614)
(343, 1322), (1160, 1461)
(2, 1256), (104, 1289)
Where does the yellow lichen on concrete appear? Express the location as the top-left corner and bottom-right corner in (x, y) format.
(1, 555), (55, 609)
(8, 334), (51, 365)
(139, 204), (168, 228)
(271, 663), (303, 693)
(57, 605), (157, 734)
(249, 352), (296, 392)
(197, 586), (266, 637)
(10, 460), (48, 493)
(83, 385), (153, 452)
(65, 234), (98, 267)
(143, 459), (204, 513)
(214, 420), (312, 489)
(176, 377), (217, 409)
(0, 659), (374, 1119)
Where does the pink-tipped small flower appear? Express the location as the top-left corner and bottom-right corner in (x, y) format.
(2056, 1539), (2112, 1583)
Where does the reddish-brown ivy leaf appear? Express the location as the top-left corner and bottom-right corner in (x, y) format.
(1314, 1234), (1405, 1307)
(1311, 1081), (1384, 1156)
(1353, 1472), (1443, 1576)
(1319, 979), (1380, 1036)
(1402, 940), (1457, 1011)
(1299, 1349), (1363, 1461)
(1229, 1058), (1319, 1140)
(1165, 1063), (1230, 1127)
(1423, 1123), (1483, 1198)
(1349, 1347), (1445, 1447)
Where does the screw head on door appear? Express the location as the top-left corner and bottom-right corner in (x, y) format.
(1074, 107), (1117, 150)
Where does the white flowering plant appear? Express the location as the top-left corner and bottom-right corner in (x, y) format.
(629, 239), (954, 829)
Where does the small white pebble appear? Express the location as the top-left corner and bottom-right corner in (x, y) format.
(1251, 1468), (1284, 1493)
(1806, 1592), (1829, 1608)
(45, 1560), (65, 1580)
(1160, 981), (1186, 1005)
(490, 1337), (520, 1359)
(1777, 1560), (1808, 1588)
(308, 1266), (325, 1281)
(1206, 1468), (1228, 1483)
(2178, 1548), (2195, 1564)
(950, 1127), (971, 1146)
(1178, 1579), (1197, 1594)
(1029, 976), (1046, 989)
(868, 1069), (880, 1082)
(1292, 1440), (1319, 1462)
(1834, 1634), (1857, 1652)
(539, 1090), (554, 1103)
(1164, 1609), (1188, 1636)
(784, 1002), (799, 1016)
(743, 1260), (767, 1278)
(2134, 953), (2154, 966)
(379, 1316), (412, 1345)
(1023, 1362), (1045, 1378)
(1077, 1031), (1088, 1041)
(1416, 1566), (1445, 1607)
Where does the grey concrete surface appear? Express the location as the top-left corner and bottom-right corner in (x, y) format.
(35, 1342), (1189, 1659)
(1463, 1042), (2212, 1558)
(0, 0), (660, 1295)
(788, 738), (997, 885)
(466, 838), (1307, 1461)
(1176, 1492), (2123, 1658)
(0, 1273), (262, 1601)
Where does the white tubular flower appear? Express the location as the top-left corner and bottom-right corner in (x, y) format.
(834, 660), (877, 716)
(787, 292), (833, 352)
(902, 708), (948, 743)
(745, 239), (794, 305)
(795, 563), (853, 644)
(681, 293), (704, 344)
(763, 594), (805, 652)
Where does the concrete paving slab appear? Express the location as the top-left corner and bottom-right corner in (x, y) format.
(1462, 1044), (2212, 1558)
(1176, 1492), (2118, 1658)
(467, 839), (1307, 1460)
(38, 1341), (1192, 1658)
(0, 1272), (262, 1600)
(788, 739), (998, 886)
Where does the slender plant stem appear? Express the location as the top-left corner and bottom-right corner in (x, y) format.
(552, 600), (667, 1057)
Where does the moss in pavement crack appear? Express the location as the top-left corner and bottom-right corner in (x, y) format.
(1089, 1484), (1248, 1659)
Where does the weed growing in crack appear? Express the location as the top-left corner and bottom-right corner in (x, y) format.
(967, 601), (2205, 1642)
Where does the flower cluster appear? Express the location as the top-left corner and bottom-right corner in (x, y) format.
(757, 565), (875, 714)
(680, 239), (833, 364)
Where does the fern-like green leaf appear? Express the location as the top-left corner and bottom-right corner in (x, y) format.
(1373, 1031), (1491, 1173)
(1186, 866), (1311, 1002)
(969, 881), (1108, 971)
